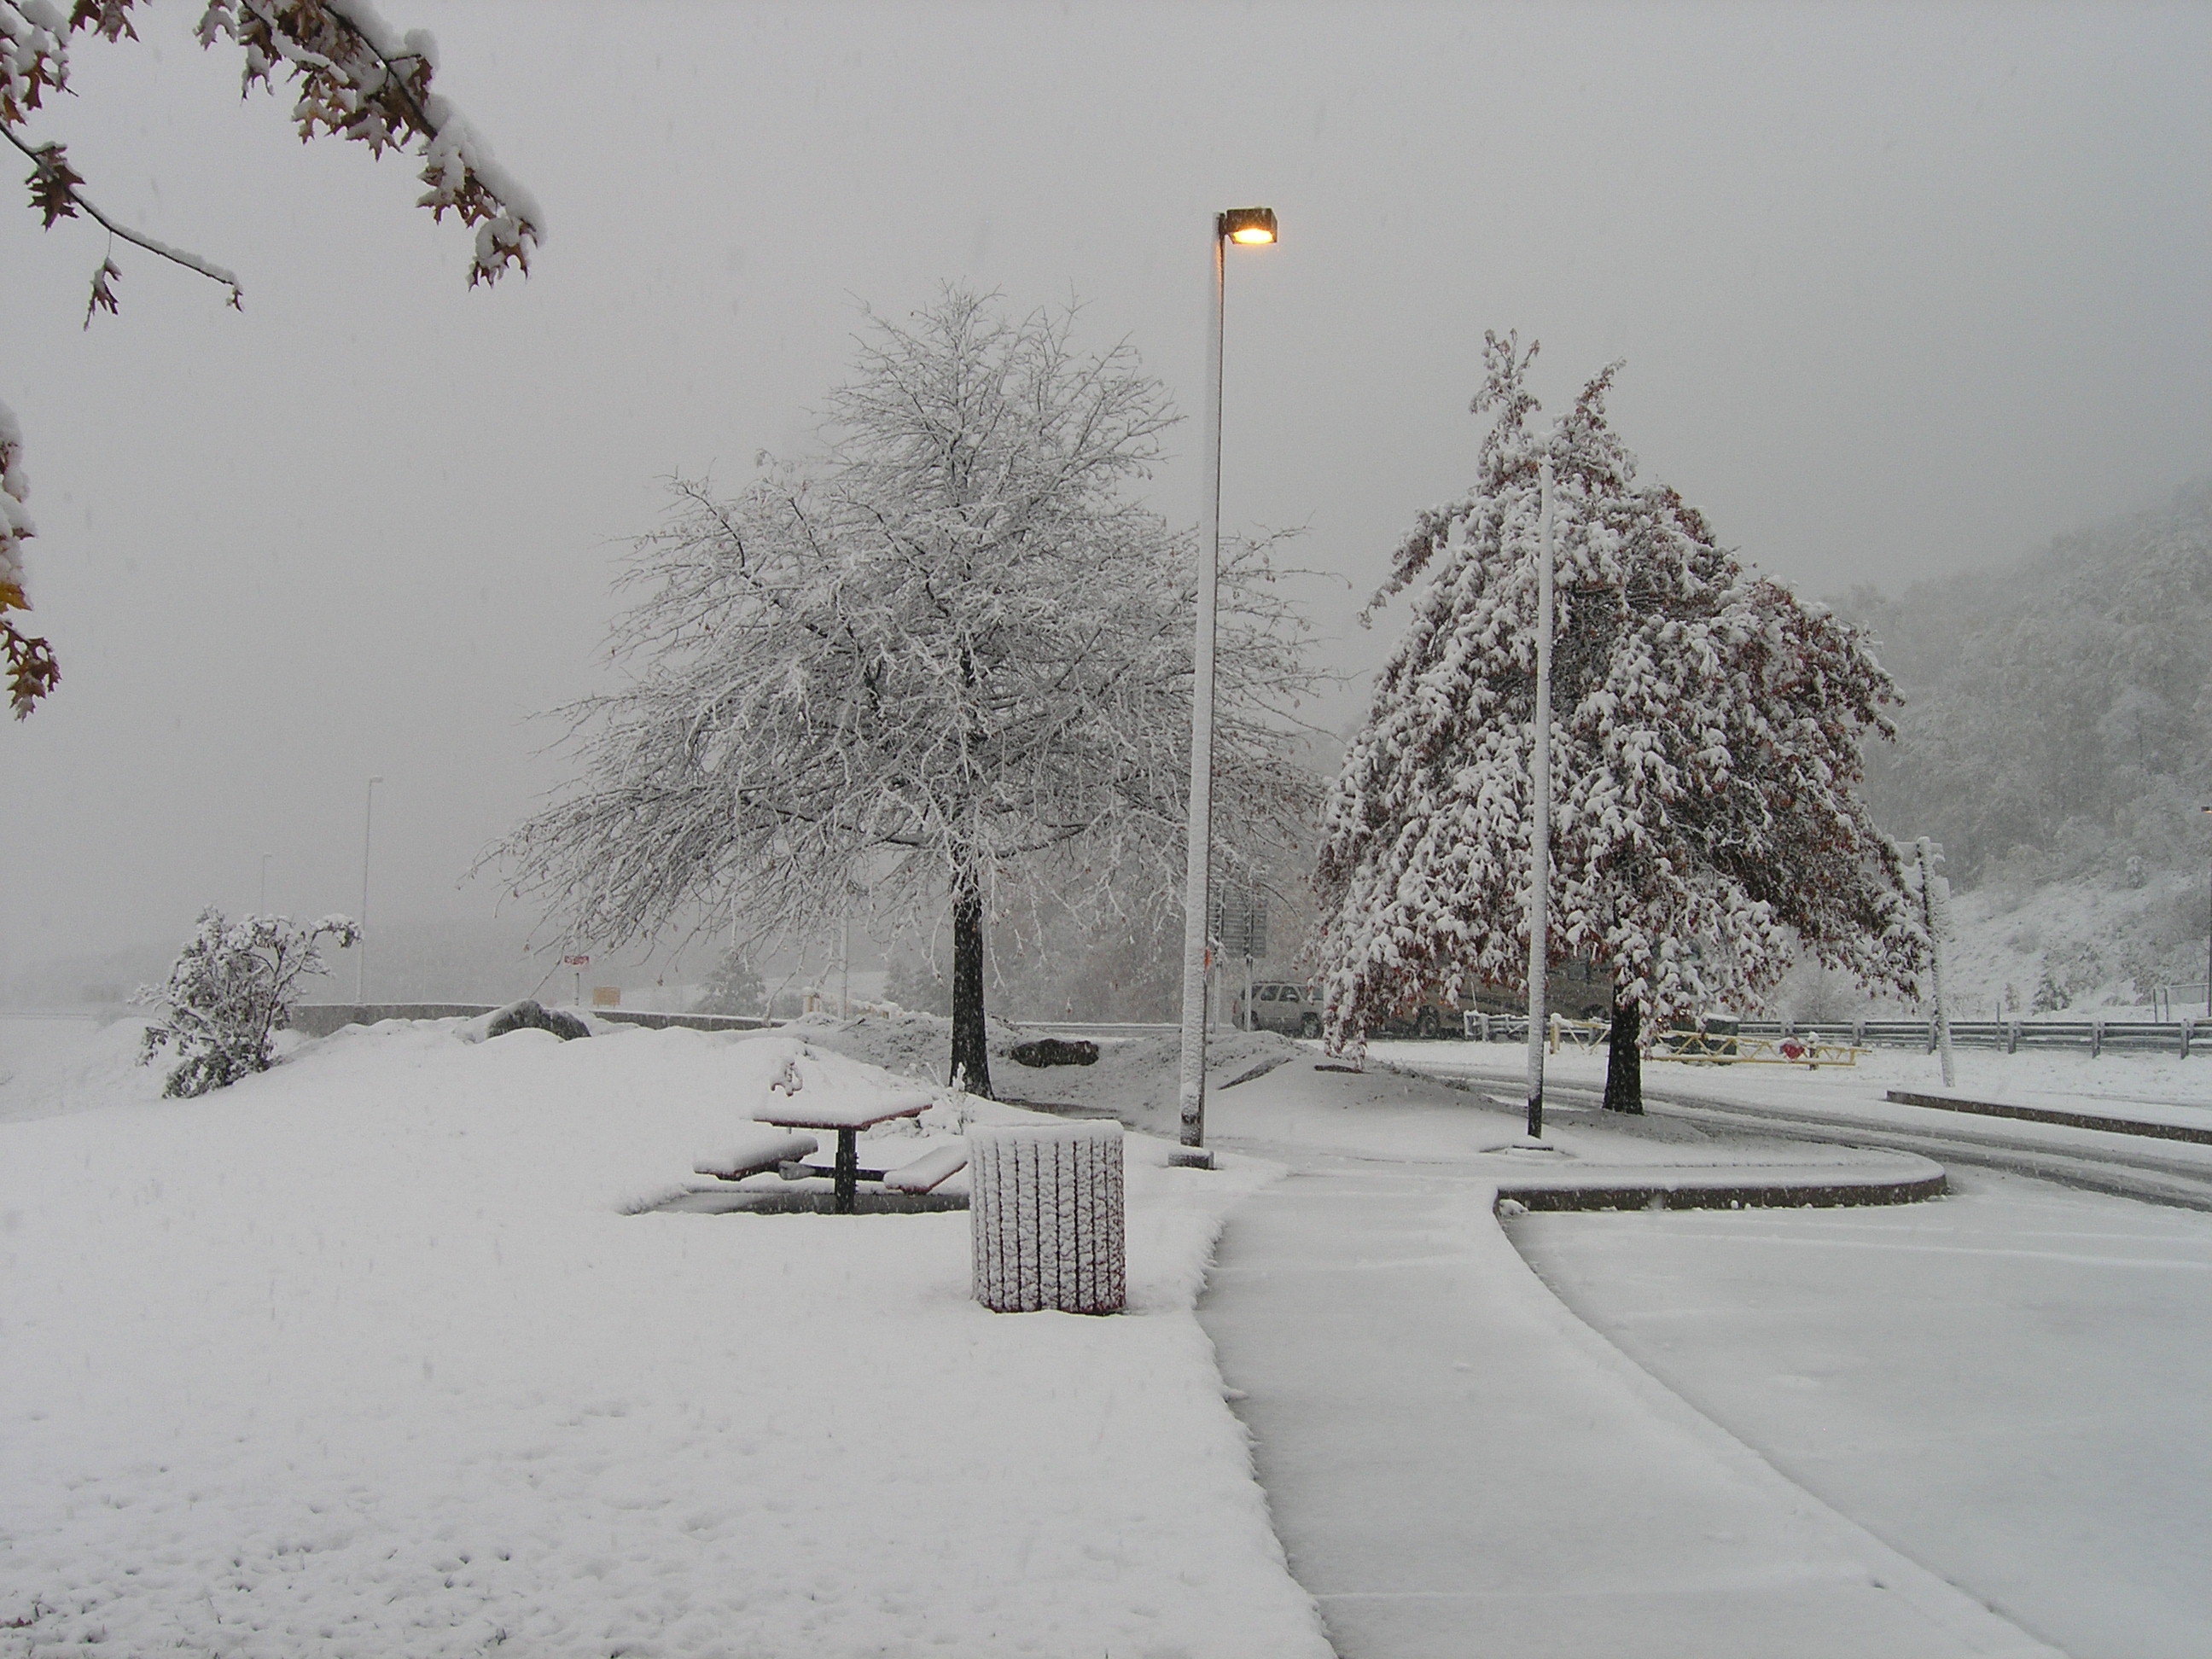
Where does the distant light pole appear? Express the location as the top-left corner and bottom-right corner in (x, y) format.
(1177, 205), (1276, 1168)
(1524, 458), (1557, 1141)
(2202, 806), (2211, 1016)
(259, 852), (273, 914)
(357, 776), (383, 1003)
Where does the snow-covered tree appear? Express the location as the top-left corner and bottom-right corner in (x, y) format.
(136, 909), (359, 1097)
(1314, 333), (1922, 1111)
(690, 943), (765, 1019)
(495, 289), (1318, 1098)
(3, 0), (540, 716)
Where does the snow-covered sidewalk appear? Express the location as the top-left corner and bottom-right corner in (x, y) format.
(0, 1016), (1329, 1656)
(1197, 1056), (2058, 1658)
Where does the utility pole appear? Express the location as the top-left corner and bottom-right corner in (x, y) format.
(1916, 836), (1955, 1089)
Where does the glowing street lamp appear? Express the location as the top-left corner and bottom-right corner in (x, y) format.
(1176, 206), (1277, 1167)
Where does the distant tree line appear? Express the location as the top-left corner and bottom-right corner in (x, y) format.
(1839, 479), (2212, 890)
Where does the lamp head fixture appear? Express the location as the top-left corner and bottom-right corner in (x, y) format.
(1219, 207), (1278, 245)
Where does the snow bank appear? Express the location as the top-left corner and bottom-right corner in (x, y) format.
(0, 1017), (1325, 1656)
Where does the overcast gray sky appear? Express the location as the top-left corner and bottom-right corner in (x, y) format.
(4, 0), (2207, 978)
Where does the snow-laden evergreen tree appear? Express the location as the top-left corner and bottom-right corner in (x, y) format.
(496, 289), (1317, 1098)
(136, 910), (359, 1097)
(690, 943), (765, 1019)
(3, 0), (539, 717)
(1314, 333), (1922, 1110)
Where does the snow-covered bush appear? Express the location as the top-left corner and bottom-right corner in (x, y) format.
(136, 911), (359, 1098)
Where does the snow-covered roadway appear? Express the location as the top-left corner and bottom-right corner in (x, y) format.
(1196, 1057), (2062, 1659)
(1509, 1169), (2212, 1659)
(1365, 1038), (2212, 1213)
(1354, 1038), (2212, 1657)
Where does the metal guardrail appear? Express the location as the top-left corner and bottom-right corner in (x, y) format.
(1459, 1010), (2206, 1059)
(1761, 1018), (2203, 1059)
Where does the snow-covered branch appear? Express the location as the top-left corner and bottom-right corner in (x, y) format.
(3, 0), (539, 715)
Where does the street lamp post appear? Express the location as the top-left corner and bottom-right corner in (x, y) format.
(1524, 459), (1557, 1141)
(1177, 205), (1276, 1167)
(358, 776), (383, 1003)
(259, 852), (273, 914)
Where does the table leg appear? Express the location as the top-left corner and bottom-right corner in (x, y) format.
(835, 1128), (859, 1214)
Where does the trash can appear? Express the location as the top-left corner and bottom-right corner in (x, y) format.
(969, 1121), (1125, 1314)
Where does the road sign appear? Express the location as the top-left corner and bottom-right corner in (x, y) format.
(1210, 886), (1267, 961)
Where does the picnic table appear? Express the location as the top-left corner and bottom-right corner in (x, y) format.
(761, 1092), (933, 1213)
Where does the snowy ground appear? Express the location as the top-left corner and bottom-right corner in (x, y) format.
(0, 1013), (1328, 1657)
(6, 1010), (2206, 1656)
(1511, 1173), (2212, 1659)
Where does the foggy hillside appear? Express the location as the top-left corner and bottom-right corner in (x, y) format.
(1808, 478), (2212, 1011)
(1840, 477), (2212, 890)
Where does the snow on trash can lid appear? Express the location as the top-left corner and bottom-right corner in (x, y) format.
(968, 1120), (1124, 1150)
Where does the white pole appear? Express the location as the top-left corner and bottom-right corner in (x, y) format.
(1524, 461), (1556, 1140)
(357, 776), (382, 1004)
(259, 852), (272, 914)
(1176, 220), (1227, 1165)
(1918, 836), (1956, 1088)
(840, 907), (852, 1019)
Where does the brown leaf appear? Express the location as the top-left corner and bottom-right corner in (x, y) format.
(24, 143), (84, 229)
(83, 254), (123, 326)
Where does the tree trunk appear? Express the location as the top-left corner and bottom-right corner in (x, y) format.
(1603, 991), (1643, 1114)
(948, 862), (993, 1098)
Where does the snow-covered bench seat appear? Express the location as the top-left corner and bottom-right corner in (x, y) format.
(695, 1126), (822, 1183)
(882, 1143), (969, 1195)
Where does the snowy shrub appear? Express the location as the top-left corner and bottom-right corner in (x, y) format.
(483, 998), (591, 1041)
(136, 911), (359, 1098)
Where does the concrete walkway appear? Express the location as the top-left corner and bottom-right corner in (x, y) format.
(1197, 1077), (2061, 1658)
